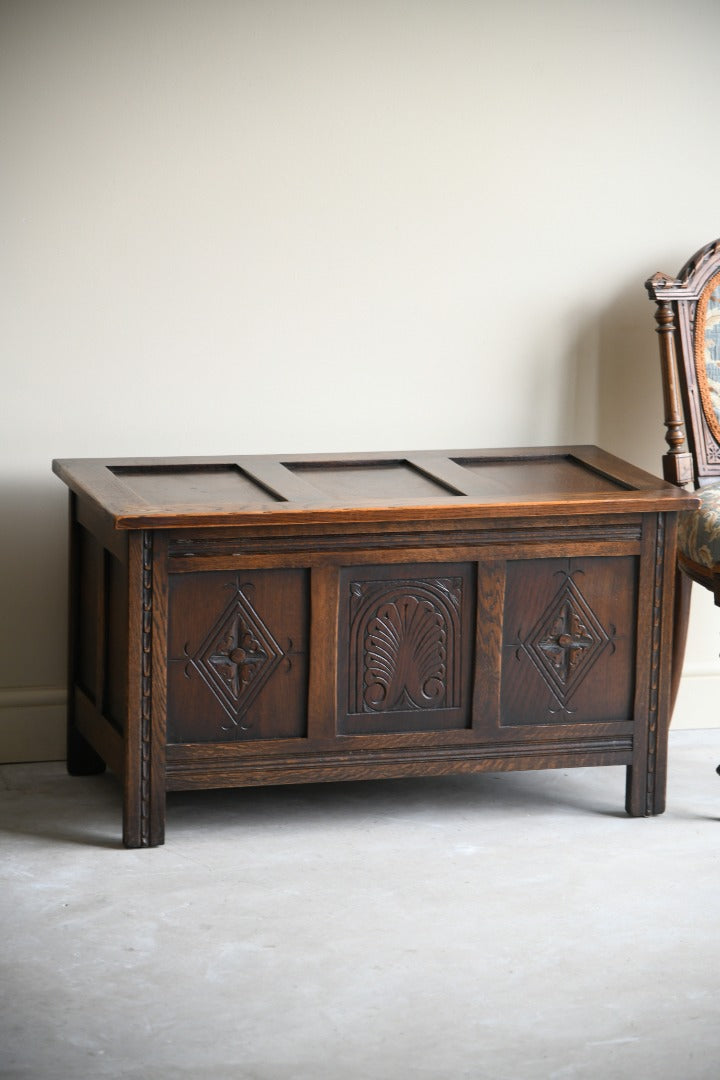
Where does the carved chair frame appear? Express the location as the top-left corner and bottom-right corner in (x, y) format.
(646, 237), (720, 600)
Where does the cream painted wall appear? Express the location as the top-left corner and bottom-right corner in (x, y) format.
(3, 0), (720, 760)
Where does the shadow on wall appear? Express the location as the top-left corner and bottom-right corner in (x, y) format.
(555, 305), (603, 448)
(0, 477), (69, 693)
(509, 277), (661, 460)
(595, 275), (666, 476)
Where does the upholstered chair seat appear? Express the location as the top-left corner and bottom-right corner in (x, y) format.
(677, 481), (720, 572)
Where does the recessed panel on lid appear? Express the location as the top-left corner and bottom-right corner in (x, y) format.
(452, 456), (626, 496)
(283, 460), (462, 501)
(109, 465), (283, 506)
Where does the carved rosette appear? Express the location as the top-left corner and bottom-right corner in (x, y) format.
(349, 578), (462, 714)
(188, 586), (283, 730)
(705, 437), (720, 464)
(520, 573), (612, 711)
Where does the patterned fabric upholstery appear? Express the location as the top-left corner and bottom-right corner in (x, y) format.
(702, 284), (720, 430)
(678, 481), (720, 568)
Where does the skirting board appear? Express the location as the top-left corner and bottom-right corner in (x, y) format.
(0, 674), (719, 763)
(0, 688), (66, 763)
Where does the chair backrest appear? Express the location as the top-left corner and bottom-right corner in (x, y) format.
(646, 238), (720, 489)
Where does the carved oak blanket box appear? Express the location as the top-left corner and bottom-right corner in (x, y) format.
(53, 446), (696, 848)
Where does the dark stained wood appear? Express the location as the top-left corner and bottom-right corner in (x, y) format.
(122, 532), (144, 849)
(307, 565), (340, 741)
(110, 463), (282, 508)
(65, 495), (106, 776)
(501, 555), (637, 728)
(74, 687), (123, 776)
(670, 567), (692, 714)
(472, 561), (505, 733)
(149, 532), (169, 846)
(53, 446), (694, 530)
(451, 455), (622, 495)
(76, 525), (100, 705)
(336, 561), (475, 735)
(651, 300), (695, 486)
(164, 742), (634, 790)
(283, 459), (463, 501)
(653, 512), (681, 813)
(123, 532), (165, 849)
(166, 566), (310, 742)
(626, 513), (668, 815)
(54, 446), (697, 846)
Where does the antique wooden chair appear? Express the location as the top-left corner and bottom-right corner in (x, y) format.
(646, 238), (720, 735)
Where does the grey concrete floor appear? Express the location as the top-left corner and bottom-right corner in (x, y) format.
(2, 730), (720, 1080)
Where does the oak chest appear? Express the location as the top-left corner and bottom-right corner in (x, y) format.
(53, 446), (696, 847)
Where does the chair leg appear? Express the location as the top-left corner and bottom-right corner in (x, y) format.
(671, 571), (720, 780)
(670, 567), (692, 717)
(713, 575), (720, 780)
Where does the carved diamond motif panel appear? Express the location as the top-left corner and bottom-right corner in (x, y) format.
(189, 587), (284, 729)
(522, 575), (610, 708)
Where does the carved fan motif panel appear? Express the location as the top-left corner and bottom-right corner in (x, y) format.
(501, 556), (638, 727)
(338, 562), (475, 735)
